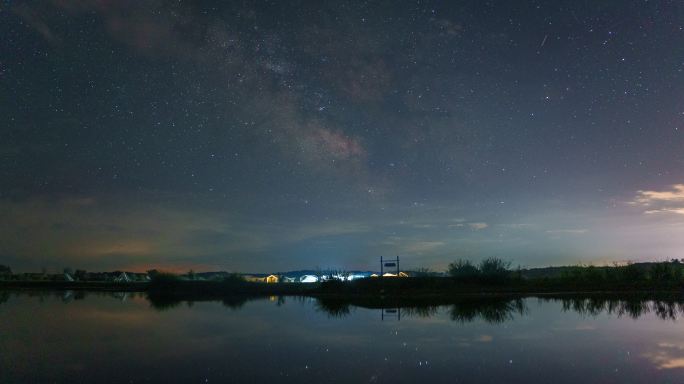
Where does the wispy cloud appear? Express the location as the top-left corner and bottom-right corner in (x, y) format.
(468, 222), (489, 230)
(634, 184), (684, 204)
(405, 241), (446, 254)
(545, 229), (588, 235)
(643, 342), (684, 370)
(448, 222), (488, 230)
(632, 184), (684, 215)
(645, 208), (684, 215)
(499, 223), (534, 229)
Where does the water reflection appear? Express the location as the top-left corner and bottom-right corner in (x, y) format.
(0, 290), (684, 324)
(4, 291), (684, 322)
(5, 290), (684, 383)
(0, 289), (147, 304)
(312, 295), (684, 323)
(448, 297), (527, 323)
(556, 296), (684, 320)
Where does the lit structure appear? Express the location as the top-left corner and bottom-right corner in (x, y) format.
(299, 275), (319, 283)
(381, 272), (409, 278)
(265, 275), (279, 283)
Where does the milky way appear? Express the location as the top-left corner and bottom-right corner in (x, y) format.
(2, 1), (684, 272)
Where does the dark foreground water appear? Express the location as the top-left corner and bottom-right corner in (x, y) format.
(3, 291), (684, 383)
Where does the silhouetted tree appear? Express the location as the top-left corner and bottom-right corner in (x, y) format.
(146, 269), (160, 278)
(448, 259), (479, 280)
(410, 267), (433, 277)
(621, 263), (645, 282)
(75, 269), (88, 281)
(478, 257), (512, 283)
(0, 265), (10, 281)
(650, 262), (679, 283)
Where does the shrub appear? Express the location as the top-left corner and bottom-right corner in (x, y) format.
(222, 273), (245, 283)
(149, 272), (180, 284)
(621, 263), (645, 282)
(649, 262), (680, 283)
(478, 257), (512, 283)
(448, 259), (479, 280)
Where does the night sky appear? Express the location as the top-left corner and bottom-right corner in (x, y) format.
(2, 0), (684, 273)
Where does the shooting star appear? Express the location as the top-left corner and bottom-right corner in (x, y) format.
(540, 34), (548, 48)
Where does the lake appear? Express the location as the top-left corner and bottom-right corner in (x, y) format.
(2, 291), (684, 383)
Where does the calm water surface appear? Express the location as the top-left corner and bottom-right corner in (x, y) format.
(2, 291), (684, 383)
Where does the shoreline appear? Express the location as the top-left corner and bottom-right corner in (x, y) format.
(3, 279), (684, 298)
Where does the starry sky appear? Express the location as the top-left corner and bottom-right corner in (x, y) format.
(2, 0), (684, 273)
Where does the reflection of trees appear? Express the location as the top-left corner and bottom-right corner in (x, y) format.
(314, 295), (684, 323)
(449, 298), (527, 324)
(313, 297), (528, 323)
(147, 295), (184, 311)
(401, 306), (440, 318)
(221, 296), (249, 310)
(553, 296), (684, 321)
(147, 293), (255, 311)
(7, 289), (684, 323)
(315, 299), (352, 318)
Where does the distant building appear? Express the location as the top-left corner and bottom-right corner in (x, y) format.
(299, 275), (319, 283)
(114, 272), (131, 283)
(243, 275), (266, 283)
(265, 275), (279, 284)
(347, 273), (371, 281)
(381, 272), (409, 277)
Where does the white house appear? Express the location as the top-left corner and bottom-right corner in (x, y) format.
(299, 275), (319, 283)
(114, 272), (132, 283)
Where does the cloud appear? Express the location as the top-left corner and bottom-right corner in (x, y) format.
(0, 196), (253, 271)
(645, 208), (684, 215)
(448, 223), (465, 228)
(476, 334), (493, 342)
(644, 342), (684, 370)
(12, 3), (62, 45)
(448, 221), (488, 230)
(634, 184), (684, 204)
(499, 223), (535, 229)
(545, 229), (588, 235)
(405, 241), (446, 254)
(78, 240), (157, 258)
(0, 195), (378, 272)
(632, 184), (684, 215)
